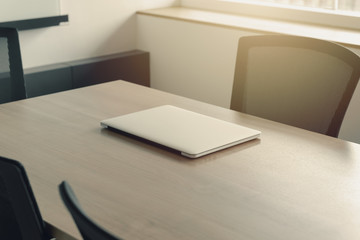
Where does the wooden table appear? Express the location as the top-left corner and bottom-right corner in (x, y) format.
(1, 80), (360, 240)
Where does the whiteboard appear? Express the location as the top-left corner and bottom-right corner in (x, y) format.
(0, 0), (60, 22)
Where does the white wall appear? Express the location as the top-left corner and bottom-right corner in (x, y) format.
(136, 14), (360, 144)
(18, 0), (179, 69)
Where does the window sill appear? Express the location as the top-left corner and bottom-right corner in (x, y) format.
(137, 7), (360, 47)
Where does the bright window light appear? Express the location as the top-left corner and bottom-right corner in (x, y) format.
(181, 0), (360, 30)
(237, 0), (360, 11)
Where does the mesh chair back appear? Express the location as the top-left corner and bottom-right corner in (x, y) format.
(231, 35), (360, 137)
(59, 181), (122, 240)
(0, 156), (50, 240)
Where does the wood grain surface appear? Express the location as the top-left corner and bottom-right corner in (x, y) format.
(1, 80), (360, 240)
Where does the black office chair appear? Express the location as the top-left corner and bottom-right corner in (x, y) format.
(231, 34), (360, 137)
(0, 156), (52, 240)
(59, 181), (123, 240)
(0, 27), (27, 104)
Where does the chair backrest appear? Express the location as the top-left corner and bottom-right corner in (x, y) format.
(0, 156), (50, 240)
(0, 27), (26, 104)
(58, 181), (122, 240)
(231, 34), (360, 137)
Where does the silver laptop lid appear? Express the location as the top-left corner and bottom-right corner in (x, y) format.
(101, 105), (260, 158)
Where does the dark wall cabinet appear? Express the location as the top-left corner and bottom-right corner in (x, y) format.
(24, 50), (150, 98)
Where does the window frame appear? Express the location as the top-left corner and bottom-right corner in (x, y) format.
(181, 0), (360, 30)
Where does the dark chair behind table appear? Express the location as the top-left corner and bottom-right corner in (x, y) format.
(59, 181), (123, 240)
(0, 27), (26, 104)
(0, 156), (52, 240)
(231, 34), (360, 137)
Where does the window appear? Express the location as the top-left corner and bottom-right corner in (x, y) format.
(181, 0), (360, 30)
(248, 0), (360, 11)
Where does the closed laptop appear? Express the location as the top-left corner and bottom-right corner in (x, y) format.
(101, 105), (260, 158)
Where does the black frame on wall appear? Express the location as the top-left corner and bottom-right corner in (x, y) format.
(0, 15), (68, 30)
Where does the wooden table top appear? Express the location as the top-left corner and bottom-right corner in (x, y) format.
(1, 80), (359, 240)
